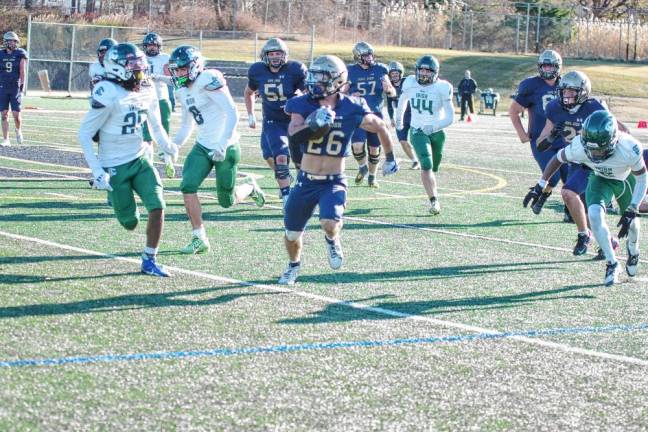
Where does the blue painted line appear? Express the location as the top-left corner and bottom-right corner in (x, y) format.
(2, 323), (648, 368)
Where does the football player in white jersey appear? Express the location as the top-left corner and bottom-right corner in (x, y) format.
(89, 38), (116, 90)
(525, 110), (647, 286)
(168, 45), (266, 255)
(141, 32), (173, 166)
(395, 54), (455, 215)
(78, 43), (179, 277)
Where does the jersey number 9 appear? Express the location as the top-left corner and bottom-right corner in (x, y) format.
(306, 130), (345, 155)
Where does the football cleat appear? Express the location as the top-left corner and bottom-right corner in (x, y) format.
(141, 255), (171, 277)
(15, 129), (22, 145)
(367, 175), (379, 188)
(604, 261), (620, 286)
(245, 177), (266, 207)
(626, 246), (639, 277)
(278, 263), (300, 285)
(355, 165), (368, 185)
(595, 236), (620, 261)
(532, 191), (551, 215)
(180, 236), (211, 254)
(325, 236), (344, 270)
(429, 197), (441, 215)
(573, 231), (592, 256)
(1, 138), (9, 147)
(411, 160), (420, 170)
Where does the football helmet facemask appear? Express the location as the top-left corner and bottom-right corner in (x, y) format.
(143, 32), (162, 57)
(415, 55), (439, 85)
(558, 70), (591, 111)
(169, 45), (205, 88)
(352, 41), (375, 66)
(104, 43), (148, 90)
(261, 37), (288, 69)
(306, 55), (348, 99)
(3, 31), (19, 50)
(537, 49), (562, 80)
(581, 110), (618, 163)
(388, 61), (404, 84)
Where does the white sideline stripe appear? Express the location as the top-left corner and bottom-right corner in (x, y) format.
(45, 192), (77, 199)
(1, 229), (647, 367)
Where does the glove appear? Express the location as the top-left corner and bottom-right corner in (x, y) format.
(163, 153), (176, 178)
(617, 206), (638, 238)
(208, 148), (226, 162)
(92, 170), (113, 191)
(248, 112), (257, 129)
(382, 159), (399, 176)
(523, 183), (551, 215)
(307, 106), (335, 131)
(537, 124), (565, 152)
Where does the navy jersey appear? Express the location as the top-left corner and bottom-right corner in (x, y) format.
(285, 93), (371, 158)
(247, 60), (307, 122)
(0, 48), (27, 90)
(386, 78), (411, 124)
(514, 76), (559, 144)
(545, 98), (607, 150)
(347, 62), (389, 113)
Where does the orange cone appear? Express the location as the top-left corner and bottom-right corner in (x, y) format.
(466, 114), (472, 123)
(638, 120), (647, 128)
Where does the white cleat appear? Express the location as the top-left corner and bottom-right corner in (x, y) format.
(278, 263), (300, 285)
(429, 197), (441, 215)
(325, 236), (344, 270)
(15, 129), (22, 145)
(605, 262), (620, 286)
(0, 138), (10, 147)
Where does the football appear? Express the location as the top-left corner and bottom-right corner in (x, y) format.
(305, 110), (331, 139)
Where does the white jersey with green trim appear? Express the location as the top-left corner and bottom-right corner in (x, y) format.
(88, 61), (105, 83)
(399, 75), (453, 129)
(146, 52), (170, 101)
(79, 79), (167, 169)
(174, 69), (239, 154)
(564, 133), (644, 181)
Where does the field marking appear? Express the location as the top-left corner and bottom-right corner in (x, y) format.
(0, 166), (85, 180)
(2, 323), (648, 368)
(1, 229), (647, 368)
(44, 192), (78, 199)
(0, 155), (90, 173)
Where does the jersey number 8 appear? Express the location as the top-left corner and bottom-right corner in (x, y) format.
(307, 130), (345, 155)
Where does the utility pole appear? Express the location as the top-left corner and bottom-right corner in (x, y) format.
(232, 0), (237, 33)
(524, 2), (530, 54)
(448, 0), (455, 49)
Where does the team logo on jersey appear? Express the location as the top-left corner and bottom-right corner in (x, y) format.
(186, 97), (196, 105)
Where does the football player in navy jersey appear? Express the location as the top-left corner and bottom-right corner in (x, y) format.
(509, 50), (567, 213)
(347, 42), (396, 188)
(278, 55), (399, 285)
(528, 71), (627, 256)
(0, 32), (28, 147)
(244, 38), (308, 207)
(386, 61), (418, 169)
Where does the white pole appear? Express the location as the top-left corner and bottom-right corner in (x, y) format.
(199, 30), (203, 51)
(25, 14), (32, 96)
(524, 2), (530, 54)
(309, 25), (315, 64)
(68, 24), (76, 95)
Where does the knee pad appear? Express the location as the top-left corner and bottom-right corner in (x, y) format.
(119, 216), (139, 231)
(420, 156), (433, 171)
(368, 147), (381, 165)
(217, 188), (235, 208)
(352, 147), (366, 162)
(285, 230), (303, 241)
(274, 163), (291, 181)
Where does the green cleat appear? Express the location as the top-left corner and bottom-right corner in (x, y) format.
(247, 177), (266, 207)
(180, 236), (211, 254)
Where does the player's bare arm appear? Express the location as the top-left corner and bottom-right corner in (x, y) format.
(508, 100), (529, 143)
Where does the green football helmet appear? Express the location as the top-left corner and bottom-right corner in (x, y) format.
(260, 37), (288, 68)
(169, 45), (204, 88)
(558, 71), (591, 111)
(352, 41), (375, 66)
(581, 110), (618, 163)
(306, 55), (348, 99)
(103, 43), (148, 89)
(97, 38), (117, 63)
(415, 55), (439, 85)
(142, 32), (162, 56)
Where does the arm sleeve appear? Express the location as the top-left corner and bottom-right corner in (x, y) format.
(386, 97), (395, 119)
(146, 95), (176, 153)
(78, 106), (112, 177)
(395, 92), (409, 126)
(432, 97), (455, 131)
(173, 99), (194, 147)
(631, 171), (647, 208)
(205, 88), (239, 153)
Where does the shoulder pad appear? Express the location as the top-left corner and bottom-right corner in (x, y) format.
(91, 81), (116, 108)
(203, 69), (226, 91)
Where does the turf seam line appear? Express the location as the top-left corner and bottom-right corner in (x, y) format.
(1, 230), (647, 368)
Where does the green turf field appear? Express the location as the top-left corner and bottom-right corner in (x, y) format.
(0, 96), (647, 430)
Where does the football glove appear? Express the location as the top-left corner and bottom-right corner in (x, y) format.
(208, 148), (226, 162)
(536, 124), (565, 152)
(92, 171), (113, 191)
(382, 159), (399, 176)
(164, 142), (179, 163)
(523, 184), (551, 215)
(248, 112), (257, 129)
(307, 106), (335, 131)
(617, 206), (638, 238)
(163, 153), (176, 178)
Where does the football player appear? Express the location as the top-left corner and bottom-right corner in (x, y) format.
(530, 71), (627, 256)
(0, 32), (28, 147)
(89, 38), (117, 90)
(244, 38), (307, 207)
(141, 32), (173, 166)
(278, 55), (399, 285)
(395, 55), (454, 215)
(525, 110), (647, 286)
(386, 61), (418, 169)
(509, 50), (568, 216)
(169, 45), (266, 255)
(78, 43), (179, 277)
(347, 42), (396, 188)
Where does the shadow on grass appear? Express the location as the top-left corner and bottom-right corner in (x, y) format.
(277, 282), (601, 325)
(0, 284), (280, 319)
